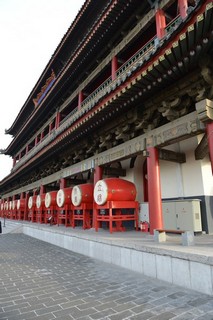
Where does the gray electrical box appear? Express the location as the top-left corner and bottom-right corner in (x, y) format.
(162, 199), (202, 232)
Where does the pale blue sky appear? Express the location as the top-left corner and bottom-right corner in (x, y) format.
(0, 0), (85, 180)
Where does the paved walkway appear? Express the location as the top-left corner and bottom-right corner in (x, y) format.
(0, 233), (213, 320)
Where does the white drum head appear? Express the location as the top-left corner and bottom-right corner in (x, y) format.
(56, 189), (65, 207)
(17, 199), (20, 210)
(72, 186), (82, 206)
(28, 196), (33, 209)
(45, 193), (51, 208)
(36, 195), (41, 209)
(94, 180), (108, 205)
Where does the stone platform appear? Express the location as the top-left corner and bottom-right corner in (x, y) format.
(1, 218), (213, 296)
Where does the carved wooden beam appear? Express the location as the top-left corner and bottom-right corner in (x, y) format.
(196, 99), (213, 123)
(158, 149), (186, 163)
(194, 134), (208, 160)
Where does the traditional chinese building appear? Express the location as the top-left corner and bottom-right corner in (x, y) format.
(0, 0), (213, 233)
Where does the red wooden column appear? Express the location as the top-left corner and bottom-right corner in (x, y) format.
(49, 122), (53, 135)
(155, 9), (166, 39)
(178, 0), (188, 19)
(24, 192), (29, 221)
(13, 157), (16, 168)
(147, 147), (163, 234)
(93, 166), (103, 228)
(207, 122), (213, 174)
(55, 111), (61, 129)
(40, 185), (45, 195)
(111, 56), (118, 81)
(78, 91), (84, 110)
(35, 136), (39, 146)
(60, 178), (66, 189)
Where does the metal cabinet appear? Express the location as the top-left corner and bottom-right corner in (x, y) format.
(162, 199), (202, 232)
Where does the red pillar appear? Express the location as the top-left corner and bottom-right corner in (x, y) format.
(60, 178), (67, 189)
(93, 166), (103, 228)
(13, 157), (16, 168)
(78, 91), (84, 110)
(155, 9), (166, 39)
(111, 56), (118, 81)
(178, 0), (188, 19)
(35, 136), (39, 146)
(55, 112), (61, 128)
(147, 147), (163, 234)
(40, 185), (45, 195)
(40, 131), (44, 141)
(49, 122), (53, 135)
(24, 192), (29, 221)
(207, 122), (213, 175)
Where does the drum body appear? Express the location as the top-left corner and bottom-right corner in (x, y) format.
(17, 199), (26, 210)
(45, 191), (58, 208)
(36, 194), (45, 209)
(56, 188), (73, 208)
(28, 196), (37, 209)
(72, 184), (94, 206)
(94, 178), (136, 205)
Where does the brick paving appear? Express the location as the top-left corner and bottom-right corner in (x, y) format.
(0, 233), (212, 320)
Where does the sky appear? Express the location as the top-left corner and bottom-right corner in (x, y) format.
(0, 0), (85, 180)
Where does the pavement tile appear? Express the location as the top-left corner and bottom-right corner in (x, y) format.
(108, 309), (135, 320)
(148, 311), (176, 319)
(0, 233), (212, 320)
(90, 308), (117, 319)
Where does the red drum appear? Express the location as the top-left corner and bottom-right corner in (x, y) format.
(36, 194), (45, 209)
(72, 184), (94, 206)
(17, 199), (26, 210)
(56, 188), (73, 208)
(45, 191), (58, 208)
(94, 178), (137, 205)
(28, 196), (37, 209)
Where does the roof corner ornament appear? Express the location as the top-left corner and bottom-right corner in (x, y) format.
(33, 69), (56, 108)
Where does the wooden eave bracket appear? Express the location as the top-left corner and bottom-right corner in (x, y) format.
(194, 134), (208, 160)
(158, 149), (186, 163)
(103, 166), (126, 177)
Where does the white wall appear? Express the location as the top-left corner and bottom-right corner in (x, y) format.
(117, 135), (212, 201)
(200, 157), (213, 196)
(159, 136), (212, 199)
(121, 155), (144, 203)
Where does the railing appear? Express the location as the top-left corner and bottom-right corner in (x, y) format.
(165, 14), (182, 34)
(13, 14), (183, 172)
